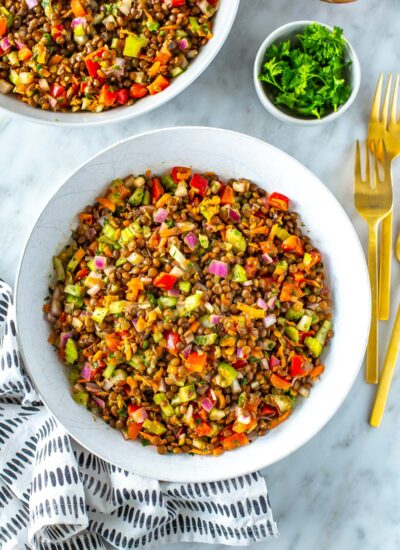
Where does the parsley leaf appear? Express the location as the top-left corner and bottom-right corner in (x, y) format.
(258, 23), (351, 119)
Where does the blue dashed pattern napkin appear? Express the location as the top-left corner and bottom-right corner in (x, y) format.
(0, 280), (278, 549)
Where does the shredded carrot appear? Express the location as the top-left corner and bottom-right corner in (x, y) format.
(251, 226), (270, 235)
(156, 193), (172, 208)
(190, 320), (200, 333)
(78, 213), (93, 224)
(74, 248), (85, 263)
(310, 365), (325, 378)
(97, 197), (116, 212)
(148, 61), (161, 78)
(268, 410), (291, 429)
(49, 54), (63, 66)
(103, 245), (113, 258)
(191, 449), (212, 455)
(88, 241), (98, 253)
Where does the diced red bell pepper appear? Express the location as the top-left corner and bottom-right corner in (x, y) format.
(116, 88), (129, 105)
(164, 0), (186, 6)
(186, 351), (207, 372)
(128, 403), (141, 415)
(233, 359), (247, 369)
(153, 272), (177, 291)
(129, 83), (148, 99)
(171, 166), (192, 183)
(220, 185), (234, 205)
(270, 373), (292, 390)
(260, 405), (277, 416)
(85, 47), (105, 79)
(221, 432), (249, 451)
(151, 177), (164, 203)
(76, 267), (89, 280)
(189, 173), (209, 197)
(290, 354), (307, 378)
(269, 355), (280, 368)
(99, 84), (117, 106)
(147, 75), (170, 95)
(51, 83), (66, 98)
(282, 235), (304, 256)
(165, 330), (181, 355)
(127, 421), (142, 440)
(51, 24), (64, 42)
(208, 0), (219, 5)
(268, 192), (289, 211)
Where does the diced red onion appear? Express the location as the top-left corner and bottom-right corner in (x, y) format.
(200, 397), (214, 413)
(154, 207), (168, 223)
(177, 426), (185, 437)
(0, 37), (11, 51)
(93, 396), (105, 409)
(85, 227), (97, 240)
(228, 208), (241, 222)
(49, 97), (58, 110)
(267, 296), (277, 310)
(98, 216), (105, 227)
(210, 315), (221, 325)
(119, 0), (132, 15)
(269, 355), (280, 368)
(263, 314), (276, 328)
(261, 358), (269, 370)
(158, 378), (167, 392)
(81, 363), (92, 380)
(26, 0), (39, 8)
(182, 345), (192, 359)
(257, 298), (268, 310)
(184, 231), (198, 251)
(60, 332), (73, 350)
(168, 288), (179, 297)
(50, 289), (62, 317)
(131, 407), (148, 423)
(307, 302), (320, 311)
(94, 255), (107, 270)
(178, 38), (189, 50)
(261, 253), (273, 264)
(235, 406), (251, 424)
(208, 260), (228, 278)
(210, 389), (217, 402)
(15, 40), (26, 50)
(237, 347), (244, 358)
(103, 379), (113, 391)
(71, 17), (86, 30)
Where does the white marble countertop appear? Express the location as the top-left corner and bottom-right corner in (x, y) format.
(1, 0), (400, 549)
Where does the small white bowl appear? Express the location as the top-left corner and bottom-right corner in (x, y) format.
(253, 20), (361, 125)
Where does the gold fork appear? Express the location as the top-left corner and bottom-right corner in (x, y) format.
(368, 74), (399, 320)
(354, 140), (393, 384)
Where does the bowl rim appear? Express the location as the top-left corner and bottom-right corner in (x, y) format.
(253, 20), (362, 125)
(15, 126), (371, 481)
(0, 1), (240, 127)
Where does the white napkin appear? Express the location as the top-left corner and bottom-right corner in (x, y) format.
(0, 279), (278, 550)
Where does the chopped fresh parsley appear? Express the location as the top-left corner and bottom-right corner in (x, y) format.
(259, 23), (351, 119)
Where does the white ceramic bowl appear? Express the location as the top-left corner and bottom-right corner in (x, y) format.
(253, 21), (361, 125)
(0, 2), (239, 127)
(15, 127), (370, 482)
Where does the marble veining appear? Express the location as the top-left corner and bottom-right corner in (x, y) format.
(1, 0), (400, 549)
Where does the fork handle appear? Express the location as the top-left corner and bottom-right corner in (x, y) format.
(378, 211), (392, 321)
(367, 223), (379, 384)
(370, 305), (400, 426)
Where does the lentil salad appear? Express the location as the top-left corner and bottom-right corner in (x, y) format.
(44, 168), (333, 456)
(0, 0), (218, 112)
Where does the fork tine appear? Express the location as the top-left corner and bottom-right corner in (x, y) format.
(389, 74), (400, 128)
(372, 140), (381, 187)
(370, 73), (384, 123)
(381, 74), (392, 129)
(365, 140), (371, 185)
(355, 140), (362, 184)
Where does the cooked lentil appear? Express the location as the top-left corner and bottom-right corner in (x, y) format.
(0, 0), (218, 112)
(45, 167), (333, 455)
